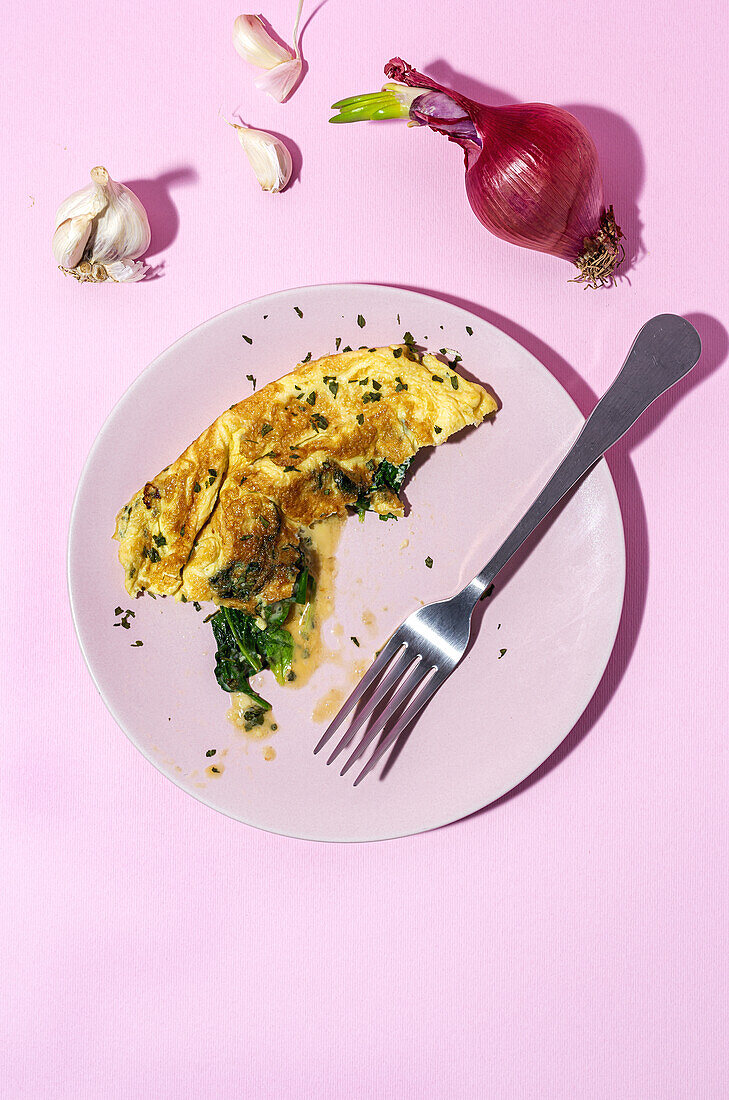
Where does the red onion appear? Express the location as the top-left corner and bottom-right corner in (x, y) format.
(332, 58), (625, 287)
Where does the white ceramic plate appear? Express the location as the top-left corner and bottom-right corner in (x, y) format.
(68, 284), (625, 841)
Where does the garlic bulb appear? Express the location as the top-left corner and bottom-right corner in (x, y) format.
(232, 2), (304, 102)
(53, 166), (151, 283)
(230, 123), (293, 192)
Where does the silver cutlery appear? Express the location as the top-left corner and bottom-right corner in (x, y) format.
(314, 314), (701, 785)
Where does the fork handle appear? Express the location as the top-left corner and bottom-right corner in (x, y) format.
(467, 314), (701, 601)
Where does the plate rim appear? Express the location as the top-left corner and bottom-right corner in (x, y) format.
(68, 282), (626, 842)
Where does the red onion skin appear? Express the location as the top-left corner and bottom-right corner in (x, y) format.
(386, 59), (608, 264)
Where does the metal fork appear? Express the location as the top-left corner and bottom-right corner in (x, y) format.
(314, 314), (701, 785)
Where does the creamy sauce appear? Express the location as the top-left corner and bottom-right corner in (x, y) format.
(227, 694), (278, 740)
(311, 687), (346, 724)
(361, 609), (376, 628)
(263, 746), (276, 762)
(205, 763), (224, 777)
(287, 516), (343, 687)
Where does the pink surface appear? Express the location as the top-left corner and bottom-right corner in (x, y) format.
(2, 0), (728, 1093)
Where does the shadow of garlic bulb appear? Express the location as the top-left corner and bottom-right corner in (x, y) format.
(52, 167), (151, 283)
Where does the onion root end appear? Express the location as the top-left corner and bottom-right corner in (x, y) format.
(572, 206), (625, 288)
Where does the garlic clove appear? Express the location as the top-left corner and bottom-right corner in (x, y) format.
(52, 212), (96, 270)
(232, 14), (293, 69)
(254, 57), (302, 103)
(86, 166), (151, 264)
(230, 123), (293, 193)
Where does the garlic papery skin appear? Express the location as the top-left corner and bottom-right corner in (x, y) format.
(232, 14), (293, 69)
(230, 123), (293, 193)
(53, 166), (151, 282)
(255, 57), (302, 103)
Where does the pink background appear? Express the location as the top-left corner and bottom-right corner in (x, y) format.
(3, 0), (727, 1095)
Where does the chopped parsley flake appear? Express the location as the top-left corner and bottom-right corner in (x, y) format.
(193, 482), (201, 493)
(206, 749), (216, 757)
(351, 636), (360, 647)
(311, 413), (329, 430)
(306, 391), (317, 406)
(432, 374), (443, 383)
(450, 375), (459, 389)
(193, 602), (202, 611)
(371, 379), (381, 391)
(146, 546), (161, 563)
(246, 374), (257, 389)
(180, 526), (185, 536)
(260, 423), (273, 436)
(283, 465), (300, 473)
(260, 516), (270, 529)
(114, 606), (123, 616)
(342, 345), (352, 352)
(425, 556), (433, 568)
(358, 377), (369, 386)
(434, 426), (442, 434)
(395, 377), (408, 392)
(242, 334), (253, 345)
(294, 306), (303, 318)
(335, 337), (342, 351)
(328, 380), (339, 397)
(131, 640), (143, 647)
(208, 469), (217, 478)
(393, 348), (402, 358)
(362, 392), (381, 403)
(466, 325), (473, 335)
(356, 413), (364, 425)
(210, 766), (220, 773)
(302, 351), (312, 363)
(499, 648), (507, 659)
(152, 534), (167, 547)
(357, 314), (366, 328)
(397, 313), (401, 324)
(403, 331), (414, 345)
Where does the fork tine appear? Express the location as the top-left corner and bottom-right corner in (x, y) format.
(352, 667), (443, 786)
(340, 658), (432, 776)
(313, 636), (406, 755)
(326, 646), (412, 765)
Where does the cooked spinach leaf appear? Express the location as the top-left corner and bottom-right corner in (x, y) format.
(209, 568), (313, 700)
(352, 457), (413, 519)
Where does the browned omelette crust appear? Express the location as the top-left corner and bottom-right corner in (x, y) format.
(114, 345), (497, 611)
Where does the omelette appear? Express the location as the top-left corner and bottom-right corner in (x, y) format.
(114, 344), (496, 707)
